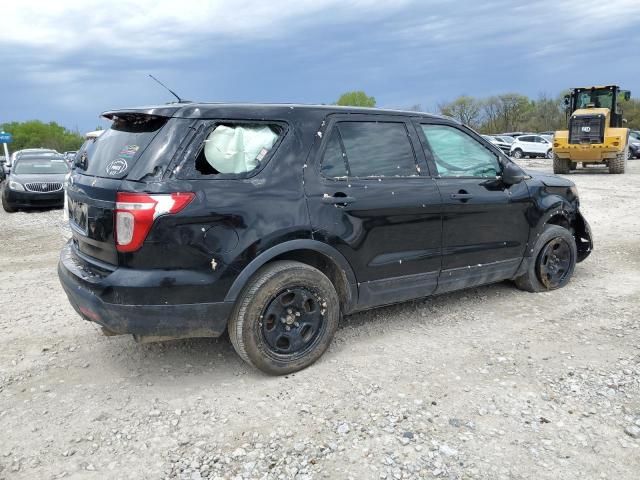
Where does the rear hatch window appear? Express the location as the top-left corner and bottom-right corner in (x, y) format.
(76, 115), (167, 179)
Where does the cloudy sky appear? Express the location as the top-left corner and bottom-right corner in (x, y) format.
(1, 0), (639, 132)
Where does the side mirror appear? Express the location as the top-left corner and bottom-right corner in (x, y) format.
(502, 161), (526, 185)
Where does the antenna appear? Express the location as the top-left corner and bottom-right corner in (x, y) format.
(148, 74), (189, 103)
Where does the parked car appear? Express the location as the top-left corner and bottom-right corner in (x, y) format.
(629, 130), (640, 159)
(58, 103), (592, 375)
(500, 132), (535, 138)
(481, 135), (511, 155)
(8, 148), (58, 166)
(2, 154), (69, 212)
(493, 135), (515, 145)
(510, 134), (554, 159)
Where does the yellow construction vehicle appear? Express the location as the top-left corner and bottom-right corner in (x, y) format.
(553, 85), (631, 174)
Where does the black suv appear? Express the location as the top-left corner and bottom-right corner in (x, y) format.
(58, 104), (592, 374)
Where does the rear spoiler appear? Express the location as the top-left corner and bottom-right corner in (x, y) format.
(101, 105), (184, 120)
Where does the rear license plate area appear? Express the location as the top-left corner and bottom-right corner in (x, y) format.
(68, 197), (88, 234)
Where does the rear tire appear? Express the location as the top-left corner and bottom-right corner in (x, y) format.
(553, 154), (570, 174)
(515, 225), (577, 293)
(228, 261), (340, 375)
(609, 149), (627, 174)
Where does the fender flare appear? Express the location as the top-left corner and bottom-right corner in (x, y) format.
(525, 200), (573, 257)
(224, 239), (358, 308)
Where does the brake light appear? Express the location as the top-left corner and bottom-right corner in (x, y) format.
(115, 192), (194, 252)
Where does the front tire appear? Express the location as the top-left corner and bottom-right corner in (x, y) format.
(1, 193), (17, 213)
(546, 149), (553, 159)
(609, 149), (627, 174)
(512, 149), (523, 159)
(228, 261), (340, 375)
(553, 154), (570, 174)
(515, 225), (577, 293)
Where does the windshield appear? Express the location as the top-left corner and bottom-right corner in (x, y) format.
(14, 157), (69, 175)
(576, 89), (614, 110)
(77, 115), (167, 178)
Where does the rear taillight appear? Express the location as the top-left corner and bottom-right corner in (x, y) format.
(115, 192), (194, 252)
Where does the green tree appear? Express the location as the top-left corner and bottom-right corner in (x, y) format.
(521, 94), (566, 132)
(622, 98), (640, 130)
(336, 91), (376, 108)
(480, 94), (532, 133)
(438, 95), (482, 128)
(0, 120), (84, 154)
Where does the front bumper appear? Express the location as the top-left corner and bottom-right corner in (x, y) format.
(3, 188), (64, 208)
(57, 242), (232, 338)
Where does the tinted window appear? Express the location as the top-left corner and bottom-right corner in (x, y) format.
(421, 124), (500, 178)
(333, 122), (417, 177)
(519, 136), (533, 142)
(78, 115), (167, 178)
(320, 129), (348, 178)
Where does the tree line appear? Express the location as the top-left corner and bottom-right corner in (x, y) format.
(336, 90), (640, 133)
(0, 120), (84, 154)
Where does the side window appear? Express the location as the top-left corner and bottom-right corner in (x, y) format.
(420, 124), (500, 178)
(194, 123), (280, 176)
(321, 121), (418, 178)
(320, 129), (348, 178)
(520, 136), (532, 143)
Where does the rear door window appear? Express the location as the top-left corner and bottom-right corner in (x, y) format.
(76, 115), (167, 178)
(321, 121), (419, 178)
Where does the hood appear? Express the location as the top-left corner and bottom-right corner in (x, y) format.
(11, 173), (68, 183)
(524, 169), (574, 188)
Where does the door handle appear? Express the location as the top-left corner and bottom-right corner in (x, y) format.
(322, 193), (356, 206)
(450, 190), (473, 201)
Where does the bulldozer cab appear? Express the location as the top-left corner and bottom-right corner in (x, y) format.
(564, 86), (631, 128)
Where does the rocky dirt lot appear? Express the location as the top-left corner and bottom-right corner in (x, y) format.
(1, 161), (639, 480)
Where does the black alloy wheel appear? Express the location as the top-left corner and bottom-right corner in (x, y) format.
(536, 237), (573, 289)
(261, 287), (324, 356)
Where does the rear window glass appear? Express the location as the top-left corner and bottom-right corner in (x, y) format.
(194, 124), (280, 176)
(14, 158), (69, 175)
(77, 115), (167, 178)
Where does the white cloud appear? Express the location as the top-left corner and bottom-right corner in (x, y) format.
(2, 0), (411, 57)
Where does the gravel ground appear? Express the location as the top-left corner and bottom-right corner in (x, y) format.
(1, 160), (639, 480)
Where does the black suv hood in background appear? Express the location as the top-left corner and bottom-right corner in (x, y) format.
(11, 172), (68, 184)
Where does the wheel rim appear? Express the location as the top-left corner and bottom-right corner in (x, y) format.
(513, 150), (522, 159)
(547, 150), (553, 159)
(261, 287), (325, 356)
(537, 237), (572, 288)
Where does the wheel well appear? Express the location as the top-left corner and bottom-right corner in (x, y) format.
(271, 249), (353, 312)
(546, 214), (570, 230)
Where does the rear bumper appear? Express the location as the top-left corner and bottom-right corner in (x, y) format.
(3, 188), (64, 208)
(57, 242), (232, 338)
